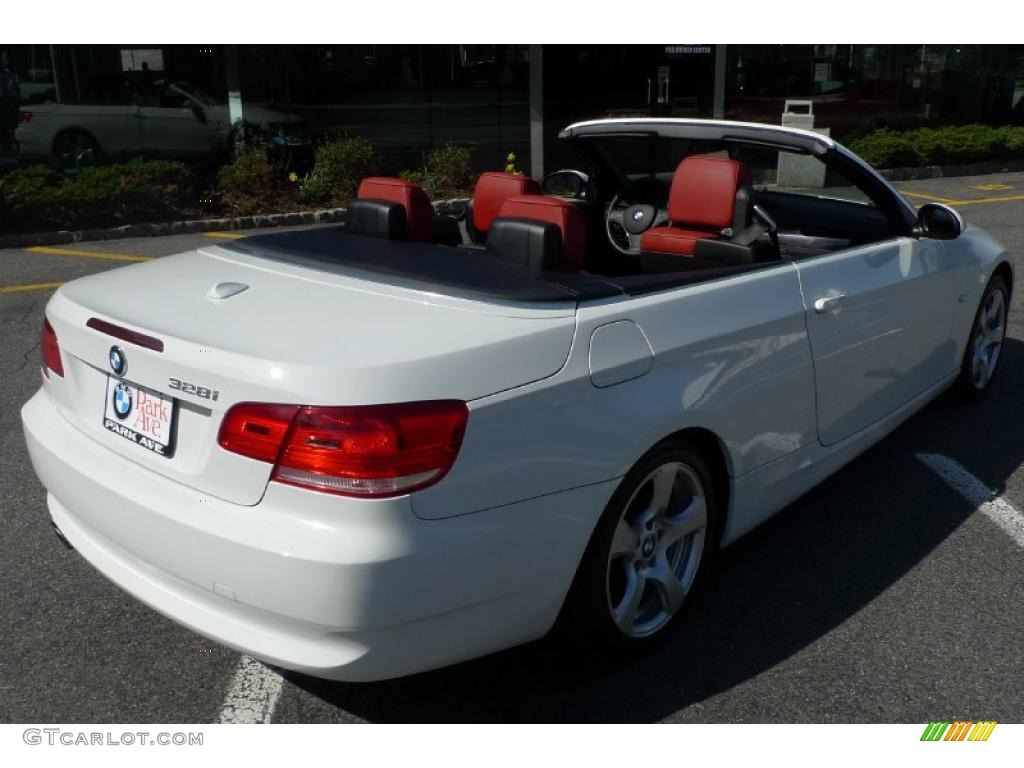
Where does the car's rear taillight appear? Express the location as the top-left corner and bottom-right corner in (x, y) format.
(218, 400), (468, 498)
(17, 111), (32, 125)
(218, 403), (299, 463)
(41, 318), (63, 378)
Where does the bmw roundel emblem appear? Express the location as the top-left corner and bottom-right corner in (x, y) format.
(112, 382), (133, 419)
(633, 210), (645, 222)
(109, 346), (126, 376)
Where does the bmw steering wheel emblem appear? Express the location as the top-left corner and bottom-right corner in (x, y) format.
(633, 210), (645, 222)
(109, 345), (126, 376)
(112, 382), (133, 420)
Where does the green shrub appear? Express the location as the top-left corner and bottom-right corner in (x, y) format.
(425, 144), (475, 196)
(996, 126), (1024, 155)
(298, 173), (330, 205)
(0, 165), (66, 230)
(398, 168), (429, 188)
(399, 144), (476, 198)
(847, 128), (922, 168)
(310, 136), (379, 202)
(0, 159), (191, 231)
(217, 149), (278, 214)
(848, 124), (1024, 169)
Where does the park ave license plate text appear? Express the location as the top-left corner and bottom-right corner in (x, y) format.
(102, 376), (175, 456)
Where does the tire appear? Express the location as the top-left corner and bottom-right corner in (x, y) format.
(955, 273), (1009, 400)
(559, 439), (719, 650)
(52, 129), (101, 165)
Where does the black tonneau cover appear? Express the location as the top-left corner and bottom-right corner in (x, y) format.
(221, 227), (625, 304)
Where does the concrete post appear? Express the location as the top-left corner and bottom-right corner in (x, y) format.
(225, 45), (244, 130)
(529, 44), (544, 180)
(48, 44), (62, 103)
(713, 44), (727, 119)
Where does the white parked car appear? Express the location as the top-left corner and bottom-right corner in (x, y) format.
(22, 119), (1013, 681)
(16, 79), (305, 162)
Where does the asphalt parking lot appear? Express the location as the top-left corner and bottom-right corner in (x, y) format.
(1, 173), (1023, 724)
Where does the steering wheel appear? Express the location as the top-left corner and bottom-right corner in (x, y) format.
(605, 182), (671, 256)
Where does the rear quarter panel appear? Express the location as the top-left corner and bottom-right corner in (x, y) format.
(413, 263), (817, 522)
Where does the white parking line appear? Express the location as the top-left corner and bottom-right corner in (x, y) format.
(218, 655), (285, 724)
(917, 453), (1024, 549)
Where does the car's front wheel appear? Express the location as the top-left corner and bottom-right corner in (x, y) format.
(561, 440), (718, 647)
(956, 273), (1009, 399)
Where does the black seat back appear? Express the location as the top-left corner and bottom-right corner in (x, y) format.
(486, 217), (562, 271)
(346, 199), (407, 240)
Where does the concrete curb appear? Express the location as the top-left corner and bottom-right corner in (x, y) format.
(0, 197), (473, 250)
(880, 158), (1024, 182)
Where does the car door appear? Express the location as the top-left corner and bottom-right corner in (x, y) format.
(51, 76), (143, 158)
(794, 233), (960, 446)
(136, 83), (215, 158)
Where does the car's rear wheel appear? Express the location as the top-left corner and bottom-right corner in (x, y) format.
(560, 440), (718, 648)
(956, 273), (1009, 399)
(52, 129), (101, 166)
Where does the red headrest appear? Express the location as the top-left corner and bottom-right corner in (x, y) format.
(357, 177), (433, 241)
(498, 195), (587, 271)
(472, 172), (542, 234)
(668, 156), (752, 231)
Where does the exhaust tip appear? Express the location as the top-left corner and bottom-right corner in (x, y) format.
(50, 520), (74, 551)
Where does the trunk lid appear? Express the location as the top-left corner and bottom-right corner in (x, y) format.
(45, 245), (577, 505)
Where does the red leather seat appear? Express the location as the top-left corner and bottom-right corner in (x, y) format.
(498, 195), (588, 270)
(357, 177), (434, 241)
(471, 172), (542, 239)
(640, 156), (753, 257)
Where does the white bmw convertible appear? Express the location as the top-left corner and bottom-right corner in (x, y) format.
(22, 119), (1013, 681)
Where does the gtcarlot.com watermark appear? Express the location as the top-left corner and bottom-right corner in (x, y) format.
(23, 728), (203, 746)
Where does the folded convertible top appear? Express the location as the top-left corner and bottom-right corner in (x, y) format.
(221, 227), (625, 304)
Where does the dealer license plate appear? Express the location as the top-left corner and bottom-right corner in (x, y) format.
(102, 376), (176, 457)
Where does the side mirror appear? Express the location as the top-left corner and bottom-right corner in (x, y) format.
(191, 103), (208, 124)
(916, 202), (963, 240)
(542, 169), (591, 200)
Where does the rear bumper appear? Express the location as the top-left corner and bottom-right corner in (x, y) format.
(22, 388), (612, 681)
(14, 125), (51, 157)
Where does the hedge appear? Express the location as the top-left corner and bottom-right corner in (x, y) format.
(0, 158), (192, 232)
(847, 124), (1024, 169)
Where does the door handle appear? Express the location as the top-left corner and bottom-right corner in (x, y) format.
(814, 293), (846, 314)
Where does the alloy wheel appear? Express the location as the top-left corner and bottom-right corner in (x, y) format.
(605, 461), (707, 638)
(971, 286), (1007, 390)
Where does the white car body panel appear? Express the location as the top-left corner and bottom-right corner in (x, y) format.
(45, 247), (576, 505)
(137, 104), (217, 155)
(16, 102), (144, 157)
(16, 92), (295, 158)
(20, 119), (1015, 680)
(25, 391), (617, 680)
(411, 263), (817, 522)
(795, 235), (969, 445)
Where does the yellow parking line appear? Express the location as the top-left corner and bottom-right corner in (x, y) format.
(900, 190), (962, 204)
(27, 246), (151, 262)
(204, 231), (246, 239)
(955, 194), (1024, 206)
(901, 190), (1024, 207)
(0, 281), (64, 294)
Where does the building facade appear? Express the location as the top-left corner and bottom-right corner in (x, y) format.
(3, 44), (1023, 173)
